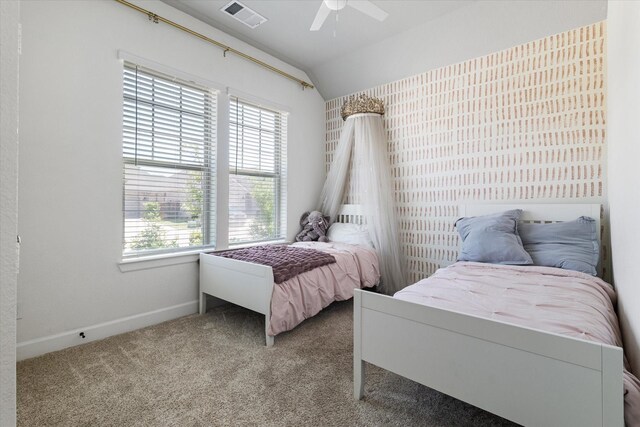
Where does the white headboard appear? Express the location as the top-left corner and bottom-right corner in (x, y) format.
(460, 203), (603, 275)
(460, 203), (601, 240)
(335, 204), (364, 225)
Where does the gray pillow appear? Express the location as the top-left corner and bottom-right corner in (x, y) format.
(455, 210), (533, 265)
(518, 217), (599, 276)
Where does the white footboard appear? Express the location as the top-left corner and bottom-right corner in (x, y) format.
(353, 289), (624, 427)
(200, 253), (275, 346)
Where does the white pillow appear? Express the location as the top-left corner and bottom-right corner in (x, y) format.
(327, 223), (374, 248)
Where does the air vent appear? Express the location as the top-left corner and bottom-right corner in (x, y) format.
(221, 1), (267, 29)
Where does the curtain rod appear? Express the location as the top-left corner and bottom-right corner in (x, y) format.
(114, 0), (315, 90)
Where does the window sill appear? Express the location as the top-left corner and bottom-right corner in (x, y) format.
(118, 240), (287, 273)
(119, 249), (204, 273)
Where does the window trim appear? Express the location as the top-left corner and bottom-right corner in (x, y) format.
(121, 62), (217, 258)
(118, 50), (225, 94)
(227, 87), (291, 115)
(228, 96), (287, 246)
(116, 52), (291, 267)
(118, 238), (287, 273)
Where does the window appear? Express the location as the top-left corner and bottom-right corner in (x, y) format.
(122, 64), (216, 256)
(229, 97), (287, 245)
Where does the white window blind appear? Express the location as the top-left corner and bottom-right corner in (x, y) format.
(229, 97), (287, 245)
(122, 63), (216, 256)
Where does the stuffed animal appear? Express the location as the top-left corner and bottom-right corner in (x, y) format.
(295, 211), (330, 243)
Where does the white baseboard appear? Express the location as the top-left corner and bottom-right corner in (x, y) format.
(16, 300), (198, 361)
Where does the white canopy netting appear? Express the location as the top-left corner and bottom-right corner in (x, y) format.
(319, 112), (407, 294)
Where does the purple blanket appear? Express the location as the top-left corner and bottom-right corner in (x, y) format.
(215, 245), (336, 284)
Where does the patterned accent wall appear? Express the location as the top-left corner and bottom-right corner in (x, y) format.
(325, 22), (607, 283)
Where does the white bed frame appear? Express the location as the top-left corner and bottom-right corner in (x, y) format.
(200, 204), (363, 347)
(353, 203), (624, 427)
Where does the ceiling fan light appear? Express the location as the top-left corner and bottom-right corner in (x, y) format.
(324, 0), (347, 11)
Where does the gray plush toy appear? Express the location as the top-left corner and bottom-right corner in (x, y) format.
(295, 211), (330, 243)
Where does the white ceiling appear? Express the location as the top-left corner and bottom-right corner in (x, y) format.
(160, 0), (472, 86)
(160, 0), (607, 100)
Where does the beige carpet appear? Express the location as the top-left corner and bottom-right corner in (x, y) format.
(18, 300), (516, 426)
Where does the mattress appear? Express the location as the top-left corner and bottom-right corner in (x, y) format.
(394, 261), (640, 426)
(268, 241), (379, 336)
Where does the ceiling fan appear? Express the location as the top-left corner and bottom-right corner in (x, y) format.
(310, 0), (389, 31)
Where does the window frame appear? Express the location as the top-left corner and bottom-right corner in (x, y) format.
(117, 55), (291, 269)
(228, 96), (287, 247)
(121, 62), (217, 258)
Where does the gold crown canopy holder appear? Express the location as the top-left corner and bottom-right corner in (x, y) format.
(341, 94), (385, 121)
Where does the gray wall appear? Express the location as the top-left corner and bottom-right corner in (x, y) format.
(607, 0), (640, 376)
(0, 1), (20, 425)
(17, 0), (324, 357)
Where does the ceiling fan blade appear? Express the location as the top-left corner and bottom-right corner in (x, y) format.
(310, 2), (332, 31)
(348, 0), (389, 21)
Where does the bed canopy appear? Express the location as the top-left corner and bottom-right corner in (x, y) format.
(319, 94), (407, 294)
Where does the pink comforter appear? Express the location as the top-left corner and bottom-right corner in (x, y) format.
(394, 262), (640, 426)
(268, 241), (379, 337)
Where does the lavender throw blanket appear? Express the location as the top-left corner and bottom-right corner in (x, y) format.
(215, 245), (336, 284)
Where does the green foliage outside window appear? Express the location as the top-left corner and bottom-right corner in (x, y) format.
(189, 230), (203, 246)
(130, 222), (178, 250)
(142, 201), (161, 221)
(250, 181), (276, 240)
(130, 201), (178, 250)
(183, 171), (203, 221)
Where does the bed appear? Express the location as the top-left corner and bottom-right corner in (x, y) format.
(353, 203), (635, 426)
(200, 204), (379, 346)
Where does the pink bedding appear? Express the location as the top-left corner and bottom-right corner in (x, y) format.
(394, 262), (640, 426)
(268, 241), (379, 337)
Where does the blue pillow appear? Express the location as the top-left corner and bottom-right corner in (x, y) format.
(518, 217), (599, 276)
(455, 210), (533, 265)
